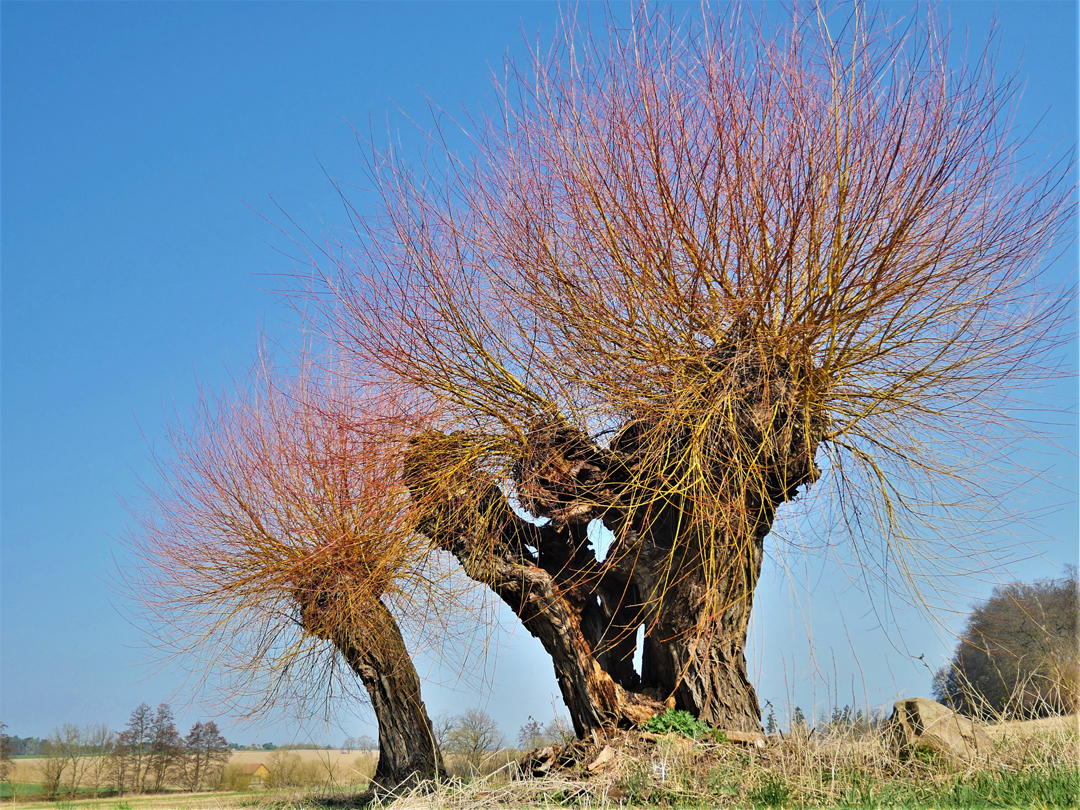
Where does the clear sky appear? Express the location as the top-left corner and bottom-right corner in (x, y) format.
(2, 1), (1076, 747)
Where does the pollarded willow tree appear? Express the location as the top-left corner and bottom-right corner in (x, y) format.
(130, 357), (452, 791)
(311, 3), (1073, 735)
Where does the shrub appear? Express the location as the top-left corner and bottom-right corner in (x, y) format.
(644, 709), (728, 742)
(217, 764), (251, 792)
(263, 751), (325, 789)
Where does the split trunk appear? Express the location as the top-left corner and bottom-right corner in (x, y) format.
(405, 340), (823, 736)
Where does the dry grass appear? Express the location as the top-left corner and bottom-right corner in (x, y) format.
(376, 715), (1079, 809)
(228, 750), (372, 768)
(985, 714), (1079, 740)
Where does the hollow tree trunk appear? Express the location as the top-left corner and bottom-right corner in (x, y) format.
(297, 591), (445, 793)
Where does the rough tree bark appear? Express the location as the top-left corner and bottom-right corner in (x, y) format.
(404, 335), (824, 735)
(297, 587), (445, 793)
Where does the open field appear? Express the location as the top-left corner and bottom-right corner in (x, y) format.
(4, 750), (375, 794)
(987, 714), (1079, 740)
(226, 751), (372, 768)
(4, 792), (255, 810)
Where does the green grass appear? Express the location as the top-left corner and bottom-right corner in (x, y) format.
(1, 783), (46, 799)
(739, 766), (1079, 809)
(4, 773), (1076, 810)
(0, 785), (118, 801)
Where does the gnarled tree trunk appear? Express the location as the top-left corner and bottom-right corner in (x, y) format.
(403, 471), (665, 737)
(628, 520), (771, 731)
(404, 337), (823, 736)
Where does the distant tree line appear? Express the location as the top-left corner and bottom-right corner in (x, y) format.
(760, 704), (880, 736)
(1, 735), (49, 757)
(228, 742), (277, 751)
(1, 703), (230, 799)
(225, 741), (338, 751)
(339, 736), (377, 753)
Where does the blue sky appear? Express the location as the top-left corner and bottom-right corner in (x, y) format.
(2, 1), (1076, 747)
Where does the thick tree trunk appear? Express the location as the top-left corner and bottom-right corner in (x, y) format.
(632, 525), (769, 731)
(337, 602), (446, 794)
(297, 592), (445, 793)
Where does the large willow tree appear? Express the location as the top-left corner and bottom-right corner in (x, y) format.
(316, 3), (1071, 734)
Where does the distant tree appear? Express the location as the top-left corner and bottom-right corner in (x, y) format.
(38, 733), (67, 800)
(790, 707), (807, 733)
(516, 716), (572, 749)
(83, 724), (114, 798)
(353, 735), (377, 752)
(430, 713), (454, 751)
(544, 717), (574, 746)
(181, 721), (230, 792)
(764, 708), (777, 735)
(935, 569), (1078, 719)
(146, 705), (182, 792)
(854, 709), (867, 732)
(443, 710), (504, 772)
(0, 723), (11, 784)
(516, 718), (546, 750)
(54, 724), (93, 799)
(116, 703), (153, 794)
(6, 736), (46, 757)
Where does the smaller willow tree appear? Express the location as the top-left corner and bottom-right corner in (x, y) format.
(311, 3), (1074, 735)
(130, 357), (451, 792)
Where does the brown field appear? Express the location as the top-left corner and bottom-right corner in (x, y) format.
(5, 749), (377, 794)
(985, 712), (1079, 739)
(225, 748), (372, 771)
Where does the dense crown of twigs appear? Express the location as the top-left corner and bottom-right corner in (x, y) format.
(320, 2), (1072, 634)
(130, 356), (460, 718)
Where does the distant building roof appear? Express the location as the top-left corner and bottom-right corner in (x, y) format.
(240, 764), (269, 775)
